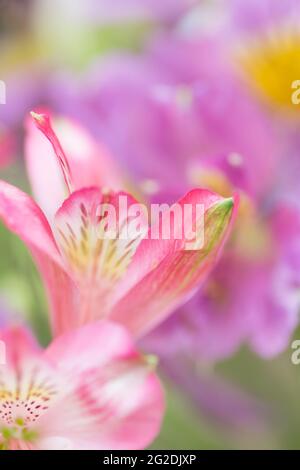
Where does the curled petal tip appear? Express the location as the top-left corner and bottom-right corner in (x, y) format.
(30, 111), (42, 120)
(30, 111), (45, 122)
(29, 111), (73, 194)
(30, 111), (50, 131)
(214, 194), (239, 216)
(220, 196), (234, 210)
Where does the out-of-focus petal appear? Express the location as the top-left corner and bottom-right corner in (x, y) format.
(43, 321), (164, 450)
(0, 323), (164, 450)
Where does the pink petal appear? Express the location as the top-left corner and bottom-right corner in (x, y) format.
(115, 189), (225, 295)
(25, 114), (68, 225)
(0, 180), (62, 267)
(30, 112), (73, 194)
(0, 180), (73, 335)
(0, 326), (41, 367)
(0, 324), (164, 450)
(45, 320), (138, 370)
(109, 190), (238, 337)
(35, 257), (79, 336)
(26, 111), (123, 224)
(51, 116), (123, 191)
(36, 436), (73, 450)
(43, 321), (164, 450)
(53, 187), (147, 329)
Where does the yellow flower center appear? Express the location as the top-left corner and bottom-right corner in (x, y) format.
(237, 25), (300, 113)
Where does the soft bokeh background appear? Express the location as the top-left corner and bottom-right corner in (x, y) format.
(1, 0), (300, 449)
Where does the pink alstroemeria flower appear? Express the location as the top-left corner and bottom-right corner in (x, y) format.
(0, 321), (164, 450)
(0, 112), (237, 339)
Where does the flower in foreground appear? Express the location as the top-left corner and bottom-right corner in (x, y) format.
(0, 321), (164, 450)
(0, 127), (15, 169)
(0, 112), (237, 338)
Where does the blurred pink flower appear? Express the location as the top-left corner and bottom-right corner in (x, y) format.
(0, 321), (164, 450)
(0, 112), (237, 339)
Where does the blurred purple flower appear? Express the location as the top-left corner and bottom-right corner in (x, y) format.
(49, 34), (300, 363)
(144, 203), (300, 360)
(50, 36), (278, 202)
(0, 69), (46, 128)
(225, 0), (300, 207)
